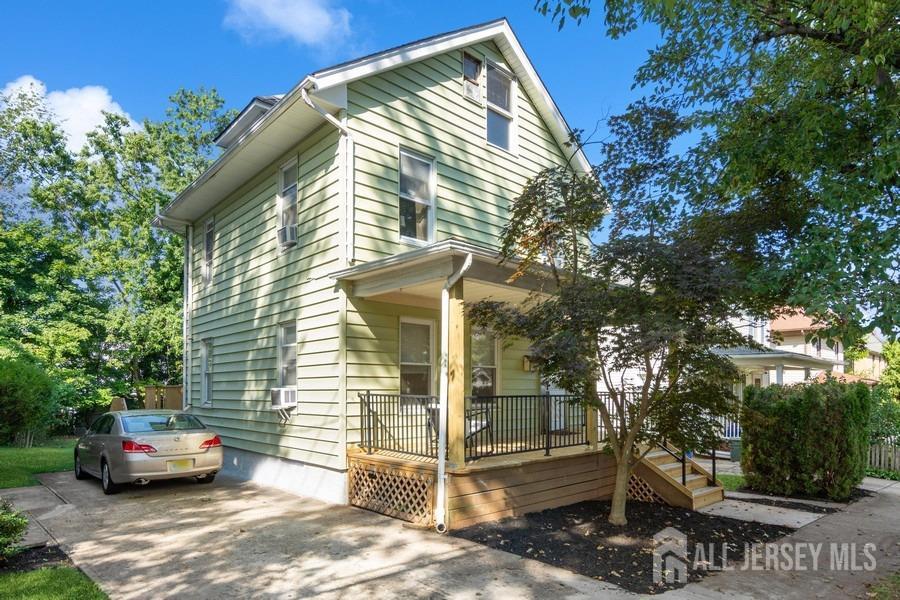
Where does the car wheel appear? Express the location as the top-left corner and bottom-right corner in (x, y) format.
(74, 452), (88, 480)
(195, 473), (216, 484)
(101, 460), (119, 495)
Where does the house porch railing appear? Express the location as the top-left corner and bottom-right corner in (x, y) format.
(358, 392), (589, 463)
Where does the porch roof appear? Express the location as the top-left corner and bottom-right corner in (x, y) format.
(329, 240), (554, 305)
(718, 346), (835, 370)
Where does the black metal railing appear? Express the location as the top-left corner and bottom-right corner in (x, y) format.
(359, 393), (439, 459)
(464, 394), (588, 461)
(358, 392), (589, 462)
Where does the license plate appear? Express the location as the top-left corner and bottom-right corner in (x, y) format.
(167, 459), (194, 472)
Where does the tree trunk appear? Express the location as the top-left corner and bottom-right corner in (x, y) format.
(609, 455), (631, 525)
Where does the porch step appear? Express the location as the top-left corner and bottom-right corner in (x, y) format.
(635, 444), (725, 510)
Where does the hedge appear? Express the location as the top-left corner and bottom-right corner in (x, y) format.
(741, 381), (871, 500)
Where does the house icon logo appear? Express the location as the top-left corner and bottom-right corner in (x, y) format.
(653, 526), (688, 584)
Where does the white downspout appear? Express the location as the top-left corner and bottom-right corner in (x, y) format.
(301, 82), (355, 264)
(435, 253), (473, 533)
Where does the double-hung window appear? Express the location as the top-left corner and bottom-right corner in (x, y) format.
(200, 339), (213, 406)
(278, 161), (298, 249)
(203, 219), (214, 285)
(471, 329), (498, 397)
(400, 320), (432, 396)
(398, 150), (434, 243)
(486, 63), (514, 151)
(279, 322), (297, 388)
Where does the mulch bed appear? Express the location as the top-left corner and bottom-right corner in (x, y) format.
(0, 545), (71, 574)
(452, 499), (792, 594)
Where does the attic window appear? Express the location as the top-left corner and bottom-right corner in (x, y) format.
(462, 53), (482, 102)
(486, 63), (514, 151)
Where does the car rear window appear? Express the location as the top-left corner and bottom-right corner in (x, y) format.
(121, 414), (206, 433)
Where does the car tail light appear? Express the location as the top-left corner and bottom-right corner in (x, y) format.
(122, 440), (157, 453)
(199, 435), (222, 449)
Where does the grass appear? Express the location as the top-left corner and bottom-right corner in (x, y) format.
(0, 567), (106, 599)
(0, 439), (75, 489)
(868, 571), (900, 600)
(717, 473), (745, 491)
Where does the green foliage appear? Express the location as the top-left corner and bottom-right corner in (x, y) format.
(0, 566), (107, 599)
(0, 439), (75, 488)
(869, 385), (900, 442)
(540, 0), (900, 340)
(717, 473), (745, 491)
(741, 381), (872, 500)
(866, 467), (900, 481)
(0, 85), (236, 402)
(881, 341), (900, 398)
(0, 357), (56, 446)
(0, 500), (28, 560)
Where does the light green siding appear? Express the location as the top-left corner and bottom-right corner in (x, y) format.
(186, 40), (572, 469)
(188, 124), (345, 469)
(348, 41), (568, 261)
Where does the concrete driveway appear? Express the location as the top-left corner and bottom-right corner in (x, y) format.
(29, 472), (625, 600)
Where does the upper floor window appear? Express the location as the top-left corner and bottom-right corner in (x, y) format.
(203, 219), (214, 285)
(486, 63), (514, 151)
(462, 53), (482, 103)
(278, 161), (298, 249)
(398, 149), (434, 243)
(279, 322), (297, 387)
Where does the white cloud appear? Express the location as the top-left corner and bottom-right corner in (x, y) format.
(223, 0), (351, 48)
(2, 75), (135, 153)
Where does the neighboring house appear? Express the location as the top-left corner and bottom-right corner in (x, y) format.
(155, 19), (723, 530)
(769, 312), (845, 384)
(846, 331), (886, 382)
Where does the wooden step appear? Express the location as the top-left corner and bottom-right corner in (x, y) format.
(683, 474), (710, 490)
(691, 485), (725, 509)
(645, 450), (677, 465)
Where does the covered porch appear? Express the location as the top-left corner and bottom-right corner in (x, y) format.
(331, 241), (607, 528)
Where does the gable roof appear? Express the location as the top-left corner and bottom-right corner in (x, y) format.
(157, 18), (591, 224)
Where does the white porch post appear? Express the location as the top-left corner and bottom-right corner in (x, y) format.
(775, 363), (784, 385)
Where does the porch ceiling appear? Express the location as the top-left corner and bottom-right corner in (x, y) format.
(330, 240), (554, 307)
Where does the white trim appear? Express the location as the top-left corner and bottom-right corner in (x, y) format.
(159, 19), (591, 223)
(183, 224), (193, 408)
(398, 147), (436, 245)
(200, 338), (213, 407)
(202, 217), (215, 286)
(277, 320), (298, 388)
(399, 317), (436, 396)
(485, 60), (517, 155)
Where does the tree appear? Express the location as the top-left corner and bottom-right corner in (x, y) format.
(537, 0), (900, 340)
(881, 340), (900, 398)
(469, 167), (748, 525)
(0, 87), (235, 394)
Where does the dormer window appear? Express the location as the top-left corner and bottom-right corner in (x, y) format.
(278, 160), (298, 249)
(462, 53), (482, 103)
(486, 63), (515, 151)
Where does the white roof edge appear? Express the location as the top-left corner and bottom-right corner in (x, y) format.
(310, 19), (591, 174)
(329, 239), (506, 281)
(162, 18), (591, 220)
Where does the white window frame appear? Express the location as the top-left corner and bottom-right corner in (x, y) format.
(277, 321), (298, 389)
(485, 60), (517, 154)
(399, 317), (435, 397)
(200, 338), (213, 407)
(277, 159), (299, 252)
(397, 148), (436, 246)
(202, 218), (215, 286)
(470, 328), (500, 397)
(461, 51), (484, 105)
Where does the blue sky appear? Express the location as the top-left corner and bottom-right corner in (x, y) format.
(1, 0), (660, 162)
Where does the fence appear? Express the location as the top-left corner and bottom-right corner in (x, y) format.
(869, 438), (900, 474)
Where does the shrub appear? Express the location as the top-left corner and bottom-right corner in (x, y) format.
(0, 357), (57, 446)
(741, 381), (871, 500)
(0, 500), (28, 560)
(870, 385), (900, 443)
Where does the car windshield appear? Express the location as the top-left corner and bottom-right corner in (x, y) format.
(121, 414), (206, 433)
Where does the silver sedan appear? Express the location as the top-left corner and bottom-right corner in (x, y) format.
(74, 410), (223, 494)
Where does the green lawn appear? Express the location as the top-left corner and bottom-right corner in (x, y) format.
(0, 567), (106, 599)
(868, 571), (900, 600)
(717, 473), (745, 491)
(0, 439), (75, 489)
